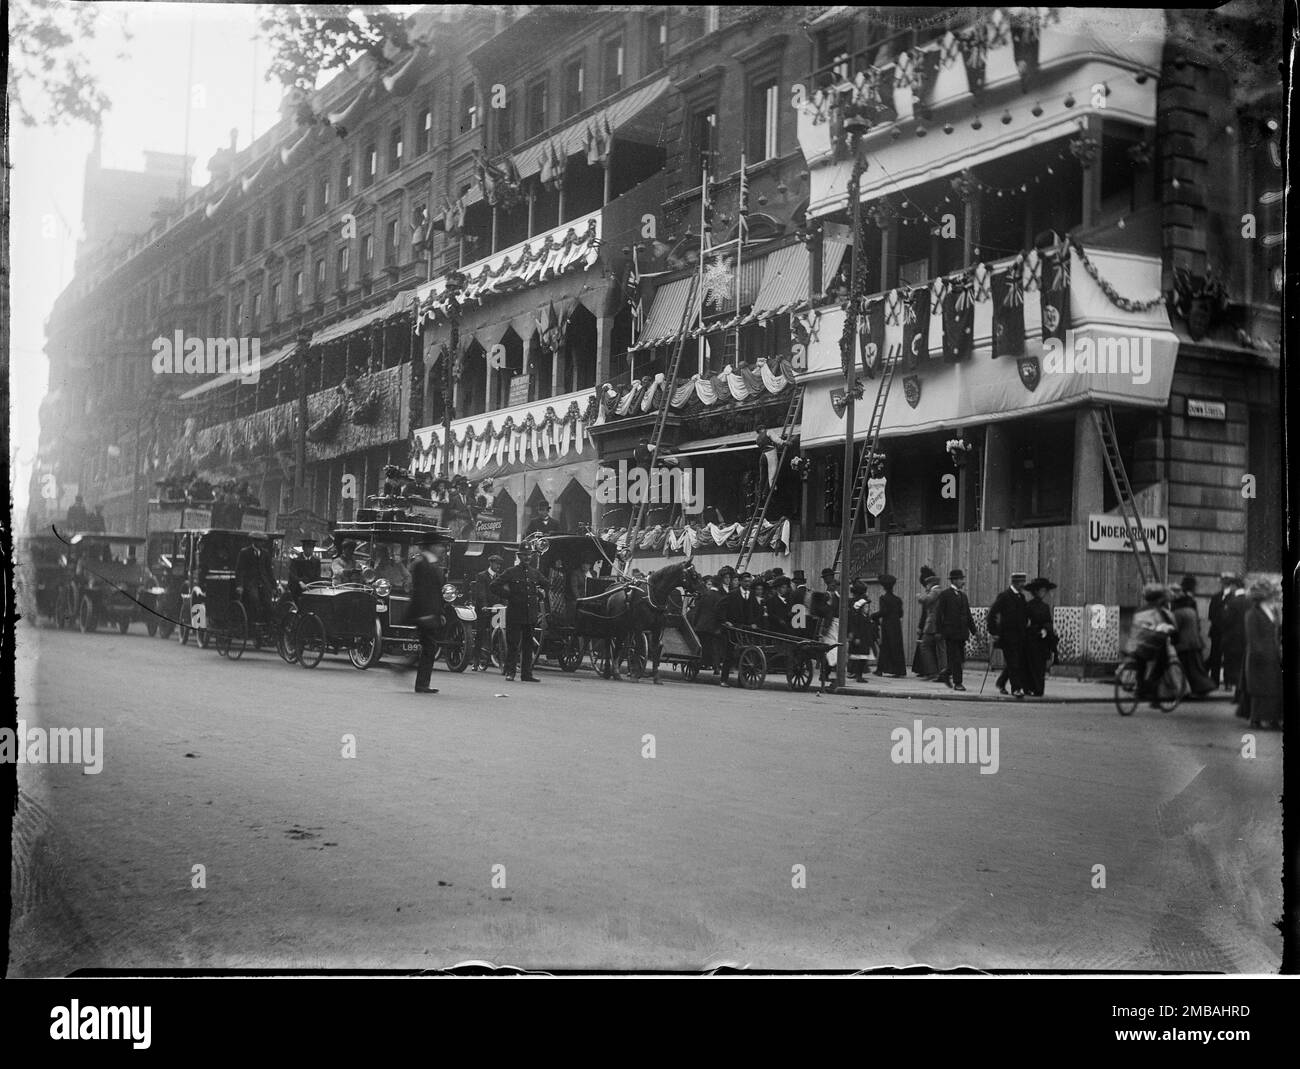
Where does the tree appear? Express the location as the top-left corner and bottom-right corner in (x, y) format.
(257, 5), (414, 94)
(7, 0), (126, 127)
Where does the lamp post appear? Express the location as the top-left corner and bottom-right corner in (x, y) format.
(835, 109), (870, 692)
(441, 269), (467, 480)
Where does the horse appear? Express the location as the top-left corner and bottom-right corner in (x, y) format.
(574, 559), (705, 682)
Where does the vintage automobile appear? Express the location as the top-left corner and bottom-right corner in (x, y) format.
(20, 533), (75, 628)
(63, 533), (159, 634)
(314, 514), (469, 670)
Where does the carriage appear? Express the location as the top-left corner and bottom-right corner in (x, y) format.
(524, 533), (621, 674)
(655, 596), (706, 682)
(291, 517), (471, 670)
(59, 533), (161, 635)
(722, 623), (834, 692)
(155, 528), (282, 649)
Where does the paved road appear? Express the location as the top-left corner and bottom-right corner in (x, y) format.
(9, 625), (1283, 974)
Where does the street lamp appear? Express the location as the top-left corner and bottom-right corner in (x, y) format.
(441, 269), (467, 480)
(835, 105), (871, 692)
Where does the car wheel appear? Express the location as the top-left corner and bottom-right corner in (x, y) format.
(348, 618), (383, 669)
(295, 612), (325, 669)
(78, 596), (97, 633)
(441, 620), (474, 673)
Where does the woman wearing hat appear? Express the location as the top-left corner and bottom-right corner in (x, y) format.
(1171, 587), (1215, 697)
(1022, 578), (1059, 697)
(1238, 578), (1281, 728)
(871, 574), (906, 677)
(847, 579), (875, 682)
(913, 566), (943, 679)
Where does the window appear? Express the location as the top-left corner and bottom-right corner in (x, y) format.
(336, 246), (349, 289)
(212, 240), (226, 276)
(747, 78), (780, 162)
(363, 142), (378, 187)
(251, 291), (263, 331)
(231, 300), (242, 333)
(270, 195), (284, 242)
(251, 215), (266, 253)
(271, 282), (282, 322)
(561, 57), (584, 119)
(526, 78), (548, 138)
(233, 228), (246, 265)
(385, 218), (399, 265)
(295, 188), (307, 228)
(362, 234), (374, 274)
(389, 124), (403, 172)
(459, 83), (478, 134)
(689, 105), (718, 181)
(340, 157), (353, 199)
(314, 257), (326, 296)
(601, 34), (624, 98)
(293, 270), (303, 309)
(495, 90), (514, 152)
(644, 12), (667, 71)
(705, 6), (720, 33)
(417, 107), (433, 155)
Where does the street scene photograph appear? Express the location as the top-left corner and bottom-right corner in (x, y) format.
(4, 1), (1290, 984)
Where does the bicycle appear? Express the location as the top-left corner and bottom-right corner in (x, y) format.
(1114, 639), (1188, 716)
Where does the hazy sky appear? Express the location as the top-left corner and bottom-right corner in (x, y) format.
(9, 1), (295, 524)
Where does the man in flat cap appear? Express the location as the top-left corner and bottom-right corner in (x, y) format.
(987, 570), (1031, 698)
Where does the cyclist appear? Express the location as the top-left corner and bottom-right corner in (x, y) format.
(1129, 582), (1177, 708)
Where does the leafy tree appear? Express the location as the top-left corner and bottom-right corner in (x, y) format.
(7, 0), (126, 127)
(257, 4), (414, 94)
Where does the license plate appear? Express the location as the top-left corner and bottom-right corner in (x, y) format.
(400, 641), (420, 653)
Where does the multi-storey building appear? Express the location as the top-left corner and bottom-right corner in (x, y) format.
(36, 5), (1282, 664)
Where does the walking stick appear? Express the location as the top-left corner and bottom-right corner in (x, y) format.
(979, 646), (994, 695)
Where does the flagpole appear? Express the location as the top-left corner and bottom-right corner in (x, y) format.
(734, 152), (746, 368)
(697, 162), (709, 377)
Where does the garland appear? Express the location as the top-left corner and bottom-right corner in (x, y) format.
(1069, 238), (1165, 313)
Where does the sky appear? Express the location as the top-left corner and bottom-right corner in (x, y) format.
(8, 1), (304, 526)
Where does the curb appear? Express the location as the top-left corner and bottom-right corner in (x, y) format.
(827, 685), (1117, 704)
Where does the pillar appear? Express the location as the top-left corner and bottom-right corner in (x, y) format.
(981, 422), (1015, 530)
(1072, 408), (1105, 523)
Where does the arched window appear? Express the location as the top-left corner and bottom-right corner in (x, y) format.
(528, 329), (552, 403)
(492, 327), (524, 411)
(458, 339), (488, 418)
(563, 304), (598, 393)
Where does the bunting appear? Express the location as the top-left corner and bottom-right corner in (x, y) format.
(991, 263), (1025, 359)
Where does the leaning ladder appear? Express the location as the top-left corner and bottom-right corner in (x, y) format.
(734, 382), (805, 573)
(830, 353), (901, 575)
(1091, 404), (1161, 587)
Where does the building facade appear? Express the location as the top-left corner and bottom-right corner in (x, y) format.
(35, 4), (1282, 661)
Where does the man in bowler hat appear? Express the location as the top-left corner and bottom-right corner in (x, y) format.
(933, 568), (977, 690)
(406, 534), (449, 694)
(988, 570), (1031, 697)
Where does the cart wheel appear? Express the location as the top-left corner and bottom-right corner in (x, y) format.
(594, 637), (616, 679)
(77, 596), (97, 633)
(620, 632), (648, 679)
(295, 612), (325, 669)
(117, 618), (131, 635)
(348, 617), (384, 669)
(277, 610), (300, 664)
(738, 645), (767, 689)
(1156, 660), (1187, 713)
(225, 602), (248, 661)
(683, 661), (701, 683)
(1114, 660), (1140, 716)
(787, 650), (815, 692)
(557, 633), (583, 672)
(440, 620), (474, 673)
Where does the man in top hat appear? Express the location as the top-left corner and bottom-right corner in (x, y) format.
(287, 538), (320, 601)
(471, 553), (506, 671)
(872, 574), (907, 677)
(525, 501), (560, 538)
(490, 544), (547, 682)
(932, 568), (977, 690)
(987, 571), (1031, 698)
(1206, 571), (1237, 687)
(406, 533), (449, 694)
(690, 567), (728, 674)
(1023, 577), (1059, 697)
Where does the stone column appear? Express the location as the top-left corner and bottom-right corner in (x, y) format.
(1072, 408), (1106, 523)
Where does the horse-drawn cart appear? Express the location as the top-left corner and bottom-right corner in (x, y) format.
(723, 623), (832, 692)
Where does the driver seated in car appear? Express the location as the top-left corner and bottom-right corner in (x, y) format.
(331, 540), (363, 586)
(369, 544), (411, 592)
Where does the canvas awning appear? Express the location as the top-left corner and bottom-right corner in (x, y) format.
(736, 239), (848, 325)
(631, 276), (701, 351)
(177, 342), (295, 400)
(462, 76), (672, 207)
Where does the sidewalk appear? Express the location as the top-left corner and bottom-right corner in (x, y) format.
(831, 669), (1118, 703)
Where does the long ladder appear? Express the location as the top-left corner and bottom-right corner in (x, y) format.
(735, 382), (805, 573)
(830, 353), (901, 574)
(1091, 404), (1160, 587)
(622, 268), (702, 573)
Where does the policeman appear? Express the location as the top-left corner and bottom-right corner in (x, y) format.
(490, 545), (547, 682)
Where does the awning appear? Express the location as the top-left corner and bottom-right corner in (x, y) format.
(177, 342), (294, 400)
(462, 76), (672, 207)
(310, 288), (418, 347)
(738, 238), (848, 325)
(631, 277), (700, 351)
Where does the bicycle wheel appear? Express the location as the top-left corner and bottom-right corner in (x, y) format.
(1114, 660), (1140, 716)
(295, 612), (326, 669)
(225, 602), (248, 661)
(277, 609), (300, 664)
(1156, 660), (1187, 712)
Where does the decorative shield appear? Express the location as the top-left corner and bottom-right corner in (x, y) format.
(903, 374), (922, 409)
(866, 477), (887, 517)
(830, 387), (848, 419)
(1017, 356), (1041, 392)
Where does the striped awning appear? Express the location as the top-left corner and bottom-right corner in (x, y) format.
(737, 239), (849, 325)
(177, 342), (294, 400)
(463, 76), (672, 207)
(631, 276), (700, 351)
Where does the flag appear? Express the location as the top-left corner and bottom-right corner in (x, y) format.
(625, 252), (644, 340)
(991, 265), (1025, 358)
(1039, 242), (1070, 343)
(942, 275), (975, 362)
(860, 297), (885, 378)
(902, 286), (930, 368)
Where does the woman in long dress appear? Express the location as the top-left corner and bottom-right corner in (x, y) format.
(1022, 578), (1058, 697)
(872, 574), (907, 677)
(1239, 578), (1282, 729)
(912, 567), (942, 678)
(1171, 589), (1215, 696)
